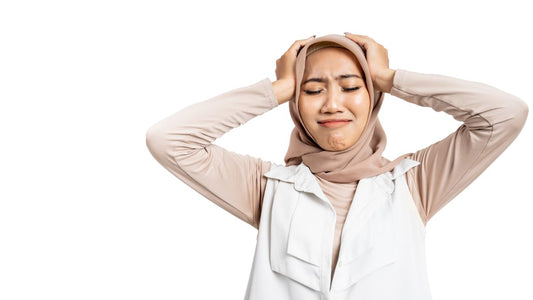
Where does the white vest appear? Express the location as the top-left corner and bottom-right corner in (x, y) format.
(244, 158), (433, 300)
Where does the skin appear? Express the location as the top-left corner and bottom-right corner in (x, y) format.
(298, 47), (371, 151)
(272, 33), (397, 150)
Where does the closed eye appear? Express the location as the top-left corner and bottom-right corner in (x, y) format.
(344, 87), (360, 92)
(303, 87), (361, 95)
(304, 90), (321, 95)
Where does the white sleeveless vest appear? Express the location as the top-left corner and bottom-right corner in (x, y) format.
(243, 158), (433, 300)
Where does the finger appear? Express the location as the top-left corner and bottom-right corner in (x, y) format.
(344, 32), (374, 41)
(343, 33), (375, 50)
(291, 35), (316, 49)
(290, 35), (316, 55)
(343, 33), (367, 44)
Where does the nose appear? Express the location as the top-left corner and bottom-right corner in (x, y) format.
(320, 87), (345, 114)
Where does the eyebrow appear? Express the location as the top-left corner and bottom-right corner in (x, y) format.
(303, 74), (363, 85)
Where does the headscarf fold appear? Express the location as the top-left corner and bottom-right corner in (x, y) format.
(284, 34), (412, 183)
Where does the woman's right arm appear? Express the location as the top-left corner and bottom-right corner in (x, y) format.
(145, 35), (315, 229)
(145, 78), (279, 229)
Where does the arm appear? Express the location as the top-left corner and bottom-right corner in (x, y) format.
(390, 69), (529, 226)
(145, 78), (279, 229)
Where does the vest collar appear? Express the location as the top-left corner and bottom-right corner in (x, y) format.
(264, 158), (420, 198)
(391, 158), (420, 180)
(264, 162), (331, 204)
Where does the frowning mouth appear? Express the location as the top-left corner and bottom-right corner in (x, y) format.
(318, 120), (351, 128)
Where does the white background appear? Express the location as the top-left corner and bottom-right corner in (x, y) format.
(1, 0), (532, 299)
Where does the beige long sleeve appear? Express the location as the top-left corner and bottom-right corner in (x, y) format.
(391, 69), (529, 226)
(145, 78), (278, 229)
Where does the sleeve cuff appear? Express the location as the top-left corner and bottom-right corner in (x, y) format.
(260, 77), (279, 108)
(390, 69), (407, 97)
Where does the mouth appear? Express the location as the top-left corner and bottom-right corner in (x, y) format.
(318, 120), (352, 128)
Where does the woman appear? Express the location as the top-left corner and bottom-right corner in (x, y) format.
(145, 33), (528, 299)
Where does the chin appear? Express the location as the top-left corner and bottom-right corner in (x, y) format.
(320, 141), (351, 152)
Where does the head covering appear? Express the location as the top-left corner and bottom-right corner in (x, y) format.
(284, 33), (413, 183)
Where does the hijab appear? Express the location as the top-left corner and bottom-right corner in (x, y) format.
(283, 34), (413, 183)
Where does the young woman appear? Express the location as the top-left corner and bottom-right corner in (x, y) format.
(146, 33), (528, 299)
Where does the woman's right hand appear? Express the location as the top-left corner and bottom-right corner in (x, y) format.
(273, 35), (316, 105)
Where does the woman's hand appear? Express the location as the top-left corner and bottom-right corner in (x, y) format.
(343, 33), (396, 93)
(273, 35), (316, 105)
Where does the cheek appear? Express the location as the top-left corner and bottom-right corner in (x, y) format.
(298, 100), (319, 124)
(351, 96), (371, 118)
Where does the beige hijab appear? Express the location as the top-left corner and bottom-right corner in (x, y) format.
(284, 34), (412, 183)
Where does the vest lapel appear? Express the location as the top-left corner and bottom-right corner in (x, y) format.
(331, 158), (421, 292)
(264, 163), (334, 292)
(331, 171), (396, 291)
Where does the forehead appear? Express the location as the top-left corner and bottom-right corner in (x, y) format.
(304, 47), (363, 76)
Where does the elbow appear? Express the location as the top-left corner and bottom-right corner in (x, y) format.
(494, 96), (529, 138)
(146, 121), (196, 166)
(146, 123), (168, 162)
(517, 98), (529, 125)
(507, 96), (529, 133)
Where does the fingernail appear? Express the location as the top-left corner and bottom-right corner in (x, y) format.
(344, 32), (349, 35)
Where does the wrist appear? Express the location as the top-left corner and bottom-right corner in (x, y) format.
(375, 69), (396, 93)
(272, 79), (294, 105)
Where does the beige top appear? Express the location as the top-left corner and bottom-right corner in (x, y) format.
(146, 69), (528, 279)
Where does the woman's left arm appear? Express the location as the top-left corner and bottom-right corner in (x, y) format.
(389, 69), (529, 226)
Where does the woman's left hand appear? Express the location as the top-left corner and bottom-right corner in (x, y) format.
(343, 32), (396, 93)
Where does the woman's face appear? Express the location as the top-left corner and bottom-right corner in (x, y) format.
(299, 47), (371, 151)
